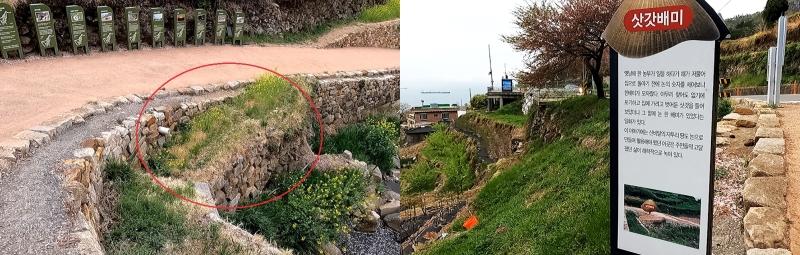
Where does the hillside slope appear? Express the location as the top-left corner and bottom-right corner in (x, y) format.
(419, 96), (610, 254)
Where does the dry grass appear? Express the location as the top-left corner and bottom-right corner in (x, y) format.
(722, 12), (800, 55)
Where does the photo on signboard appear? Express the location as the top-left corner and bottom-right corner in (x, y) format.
(35, 11), (50, 22)
(101, 12), (112, 22)
(623, 184), (701, 249)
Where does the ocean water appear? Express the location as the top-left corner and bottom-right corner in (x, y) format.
(400, 81), (493, 107)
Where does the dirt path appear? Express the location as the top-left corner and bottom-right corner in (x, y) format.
(779, 104), (800, 253)
(624, 206), (701, 228)
(0, 46), (398, 140)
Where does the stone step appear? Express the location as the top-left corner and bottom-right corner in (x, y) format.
(743, 177), (787, 209)
(759, 114), (780, 128)
(755, 127), (784, 141)
(747, 248), (792, 255)
(753, 138), (786, 155)
(748, 154), (786, 177)
(744, 207), (788, 249)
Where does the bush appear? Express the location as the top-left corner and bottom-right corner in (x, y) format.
(763, 0), (789, 26)
(402, 125), (476, 194)
(401, 161), (439, 194)
(718, 98), (732, 120)
(359, 0), (400, 22)
(470, 94), (488, 110)
(223, 168), (366, 254)
(324, 117), (399, 172)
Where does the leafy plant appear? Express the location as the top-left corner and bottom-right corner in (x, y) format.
(325, 117), (399, 172)
(359, 0), (401, 23)
(717, 98), (732, 121)
(470, 94), (488, 110)
(223, 168), (366, 254)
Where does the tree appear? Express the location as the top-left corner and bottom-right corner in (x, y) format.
(505, 0), (620, 99)
(763, 0), (789, 26)
(469, 94), (487, 110)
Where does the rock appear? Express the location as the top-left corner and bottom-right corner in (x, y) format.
(716, 137), (730, 146)
(0, 139), (31, 159)
(744, 207), (788, 248)
(749, 154), (785, 177)
(29, 125), (57, 138)
(125, 94), (142, 103)
(343, 150), (353, 160)
(370, 165), (382, 183)
(737, 116), (758, 128)
(638, 214), (666, 225)
(716, 124), (737, 136)
(745, 139), (757, 147)
(13, 130), (50, 148)
(747, 248), (792, 255)
(759, 114), (780, 128)
(723, 112), (742, 121)
(158, 127), (170, 136)
(756, 127), (783, 140)
(379, 199), (400, 217)
(321, 242), (341, 255)
(384, 212), (402, 232)
(735, 107), (756, 115)
(743, 177), (787, 209)
(354, 210), (380, 233)
(73, 148), (95, 160)
(393, 156), (401, 169)
(190, 86), (206, 95)
(381, 190), (400, 202)
(753, 138), (785, 155)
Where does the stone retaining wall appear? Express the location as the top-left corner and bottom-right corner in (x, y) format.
(0, 68), (398, 254)
(725, 99), (791, 254)
(322, 19), (400, 49)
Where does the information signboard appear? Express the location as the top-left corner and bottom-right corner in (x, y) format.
(213, 9), (226, 45)
(30, 3), (58, 56)
(97, 6), (116, 52)
(0, 3), (23, 59)
(604, 1), (729, 255)
(173, 8), (186, 47)
(66, 5), (88, 54)
(150, 7), (165, 47)
(231, 10), (244, 45)
(194, 9), (206, 45)
(501, 79), (513, 92)
(125, 7), (140, 50)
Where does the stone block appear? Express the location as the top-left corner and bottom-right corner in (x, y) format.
(759, 114), (780, 128)
(747, 248), (792, 255)
(737, 115), (758, 128)
(743, 177), (787, 208)
(756, 127), (784, 141)
(716, 124), (736, 136)
(0, 139), (31, 159)
(753, 138), (785, 155)
(13, 130), (50, 148)
(744, 207), (788, 249)
(735, 107), (756, 115)
(749, 154), (785, 177)
(30, 125), (57, 138)
(379, 199), (400, 217)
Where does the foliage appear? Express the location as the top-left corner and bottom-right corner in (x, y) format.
(625, 211), (700, 248)
(476, 100), (527, 127)
(402, 125), (476, 194)
(103, 161), (241, 254)
(421, 96), (610, 254)
(764, 0), (790, 26)
(718, 98), (732, 121)
(721, 41), (800, 87)
(505, 0), (620, 98)
(324, 116), (399, 172)
(359, 0), (400, 23)
(244, 19), (353, 44)
(623, 185), (701, 217)
(223, 169), (366, 254)
(469, 94), (487, 110)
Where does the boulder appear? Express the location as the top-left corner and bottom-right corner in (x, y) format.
(354, 210), (380, 233)
(381, 190), (400, 202)
(747, 249), (792, 255)
(744, 207), (788, 248)
(753, 138), (785, 155)
(321, 242), (341, 255)
(73, 148), (96, 160)
(716, 124), (737, 136)
(743, 177), (787, 209)
(735, 107), (756, 115)
(737, 115), (758, 128)
(716, 137), (730, 146)
(13, 130), (50, 148)
(759, 114), (780, 128)
(749, 154), (785, 177)
(723, 112), (742, 121)
(379, 199), (401, 217)
(384, 212), (402, 232)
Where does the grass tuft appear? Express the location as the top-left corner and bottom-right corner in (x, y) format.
(359, 0), (401, 23)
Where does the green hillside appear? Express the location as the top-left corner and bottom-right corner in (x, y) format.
(420, 96), (610, 254)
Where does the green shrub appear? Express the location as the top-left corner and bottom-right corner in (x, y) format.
(718, 98), (732, 121)
(359, 0), (401, 23)
(223, 168), (366, 254)
(470, 94), (487, 110)
(495, 100), (524, 115)
(422, 126), (475, 193)
(325, 119), (398, 172)
(401, 160), (439, 194)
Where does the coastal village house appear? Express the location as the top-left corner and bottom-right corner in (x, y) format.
(404, 103), (460, 144)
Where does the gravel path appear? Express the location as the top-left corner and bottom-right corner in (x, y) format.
(0, 90), (236, 254)
(780, 104), (800, 253)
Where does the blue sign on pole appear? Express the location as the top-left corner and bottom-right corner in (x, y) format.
(501, 79), (513, 92)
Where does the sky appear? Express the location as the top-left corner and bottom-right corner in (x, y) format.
(400, 0), (769, 106)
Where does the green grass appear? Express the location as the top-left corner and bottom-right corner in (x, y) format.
(322, 115), (400, 172)
(223, 168), (366, 254)
(245, 19), (354, 44)
(625, 211), (700, 249)
(160, 75), (310, 174)
(103, 161), (244, 254)
(402, 125), (476, 195)
(476, 100), (527, 127)
(359, 0), (401, 22)
(419, 96), (610, 254)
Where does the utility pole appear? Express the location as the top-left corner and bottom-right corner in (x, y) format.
(488, 44), (494, 89)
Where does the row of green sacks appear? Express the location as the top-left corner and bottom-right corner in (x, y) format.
(0, 3), (246, 59)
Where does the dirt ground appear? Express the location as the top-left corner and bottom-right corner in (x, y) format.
(779, 104), (800, 253)
(0, 45), (398, 139)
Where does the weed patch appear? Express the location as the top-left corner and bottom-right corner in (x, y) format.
(323, 115), (400, 172)
(359, 0), (401, 23)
